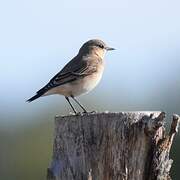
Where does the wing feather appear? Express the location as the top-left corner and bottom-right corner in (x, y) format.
(37, 55), (100, 94)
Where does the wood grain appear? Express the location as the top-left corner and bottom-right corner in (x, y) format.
(47, 112), (179, 180)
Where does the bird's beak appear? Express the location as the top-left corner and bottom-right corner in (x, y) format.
(105, 47), (116, 51)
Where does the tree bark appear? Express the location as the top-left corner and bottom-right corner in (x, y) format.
(47, 112), (179, 180)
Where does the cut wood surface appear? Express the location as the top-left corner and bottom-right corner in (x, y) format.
(47, 112), (179, 180)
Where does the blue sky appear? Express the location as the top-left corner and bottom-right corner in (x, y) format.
(0, 0), (180, 125)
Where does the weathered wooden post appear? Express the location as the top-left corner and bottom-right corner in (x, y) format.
(47, 112), (179, 180)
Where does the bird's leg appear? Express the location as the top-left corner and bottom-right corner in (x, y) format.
(71, 95), (87, 113)
(65, 96), (77, 114)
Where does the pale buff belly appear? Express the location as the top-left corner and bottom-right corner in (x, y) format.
(44, 67), (104, 97)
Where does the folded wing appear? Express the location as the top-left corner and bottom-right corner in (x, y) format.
(27, 55), (99, 102)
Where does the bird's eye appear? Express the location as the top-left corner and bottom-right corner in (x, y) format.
(97, 44), (104, 49)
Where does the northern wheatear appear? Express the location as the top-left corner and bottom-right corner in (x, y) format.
(27, 39), (115, 114)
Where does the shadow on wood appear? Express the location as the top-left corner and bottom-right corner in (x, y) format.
(47, 112), (179, 180)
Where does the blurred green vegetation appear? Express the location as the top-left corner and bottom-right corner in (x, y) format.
(170, 134), (180, 179)
(0, 120), (53, 180)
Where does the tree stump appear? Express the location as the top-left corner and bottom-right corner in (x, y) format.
(47, 112), (179, 180)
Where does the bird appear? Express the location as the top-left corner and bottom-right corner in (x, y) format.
(27, 39), (115, 114)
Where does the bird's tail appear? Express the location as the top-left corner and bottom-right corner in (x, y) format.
(27, 86), (48, 102)
(26, 93), (42, 102)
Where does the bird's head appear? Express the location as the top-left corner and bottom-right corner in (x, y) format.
(79, 39), (115, 59)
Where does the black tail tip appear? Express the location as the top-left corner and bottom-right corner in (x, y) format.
(26, 94), (41, 102)
(26, 99), (33, 103)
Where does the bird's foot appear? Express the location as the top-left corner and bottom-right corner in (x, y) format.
(71, 110), (97, 116)
(75, 112), (82, 116)
(82, 110), (97, 115)
(90, 110), (97, 114)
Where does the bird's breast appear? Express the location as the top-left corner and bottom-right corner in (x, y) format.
(71, 64), (104, 96)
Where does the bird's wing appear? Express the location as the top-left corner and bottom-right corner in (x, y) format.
(37, 55), (99, 94)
